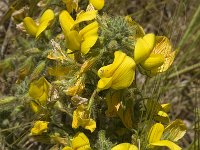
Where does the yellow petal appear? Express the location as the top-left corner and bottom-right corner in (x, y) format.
(36, 21), (49, 38)
(152, 36), (175, 73)
(161, 103), (171, 113)
(97, 77), (113, 91)
(39, 9), (54, 24)
(67, 49), (75, 59)
(30, 101), (40, 113)
(79, 21), (98, 37)
(89, 0), (104, 10)
(150, 140), (181, 150)
(134, 33), (155, 63)
(111, 143), (138, 150)
(72, 105), (96, 132)
(98, 51), (126, 78)
(84, 119), (96, 133)
(74, 10), (97, 25)
(81, 34), (98, 54)
(111, 56), (135, 89)
(31, 121), (48, 135)
(140, 54), (164, 70)
(62, 146), (73, 150)
(148, 123), (164, 143)
(29, 77), (51, 104)
(72, 132), (91, 149)
(154, 111), (170, 124)
(23, 17), (38, 36)
(111, 68), (135, 90)
(66, 30), (81, 50)
(59, 10), (75, 34)
(164, 119), (187, 142)
(35, 9), (54, 38)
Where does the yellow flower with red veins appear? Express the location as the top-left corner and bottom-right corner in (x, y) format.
(97, 51), (136, 91)
(31, 121), (49, 135)
(134, 33), (176, 76)
(23, 9), (54, 38)
(59, 10), (98, 54)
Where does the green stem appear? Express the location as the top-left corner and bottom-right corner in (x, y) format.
(177, 4), (200, 50)
(168, 62), (200, 79)
(87, 89), (98, 111)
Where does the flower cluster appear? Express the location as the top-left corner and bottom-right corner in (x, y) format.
(2, 0), (186, 149)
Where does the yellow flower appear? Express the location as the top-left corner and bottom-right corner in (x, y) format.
(31, 121), (48, 135)
(23, 9), (54, 38)
(111, 143), (138, 150)
(62, 132), (91, 150)
(59, 10), (98, 54)
(147, 122), (186, 150)
(134, 33), (155, 64)
(147, 101), (171, 124)
(134, 34), (176, 76)
(97, 51), (136, 91)
(29, 77), (51, 112)
(72, 104), (96, 132)
(89, 0), (104, 10)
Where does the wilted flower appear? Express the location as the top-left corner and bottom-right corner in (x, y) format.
(89, 0), (104, 10)
(148, 121), (186, 150)
(105, 91), (133, 129)
(72, 104), (96, 132)
(64, 78), (85, 96)
(62, 132), (91, 150)
(31, 121), (48, 135)
(59, 10), (98, 54)
(23, 9), (54, 38)
(97, 51), (136, 91)
(134, 34), (176, 76)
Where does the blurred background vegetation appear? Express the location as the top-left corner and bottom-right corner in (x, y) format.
(0, 0), (200, 149)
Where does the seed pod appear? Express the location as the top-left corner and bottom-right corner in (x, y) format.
(17, 56), (33, 80)
(24, 48), (41, 55)
(30, 61), (46, 81)
(0, 58), (13, 74)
